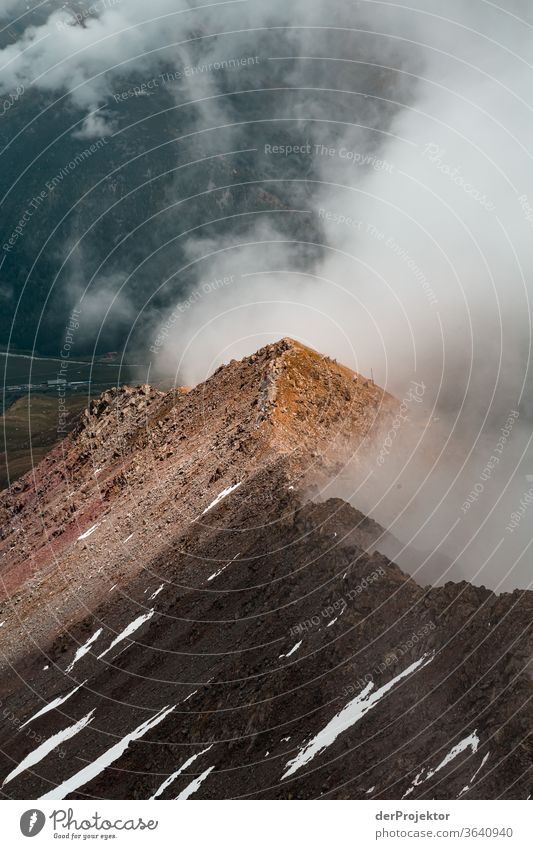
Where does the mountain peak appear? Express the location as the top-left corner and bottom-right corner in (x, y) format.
(0, 339), (395, 602)
(240, 337), (396, 457)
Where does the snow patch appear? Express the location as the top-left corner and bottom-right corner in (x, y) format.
(459, 752), (490, 797)
(77, 523), (99, 541)
(20, 681), (86, 730)
(2, 710), (95, 787)
(403, 731), (480, 798)
(150, 745), (213, 799)
(201, 482), (241, 516)
(97, 610), (154, 659)
(176, 765), (214, 800)
(282, 653), (434, 779)
(427, 732), (480, 779)
(66, 628), (103, 673)
(279, 640), (302, 659)
(148, 585), (164, 601)
(207, 552), (240, 582)
(182, 689), (198, 703)
(41, 704), (175, 800)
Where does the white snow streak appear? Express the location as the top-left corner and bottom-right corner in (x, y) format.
(182, 689), (198, 703)
(77, 523), (99, 541)
(149, 585), (164, 601)
(97, 610), (154, 659)
(66, 628), (103, 673)
(150, 745), (213, 799)
(176, 765), (214, 799)
(459, 752), (490, 797)
(40, 705), (175, 800)
(428, 732), (480, 779)
(282, 653), (434, 779)
(403, 731), (480, 798)
(279, 640), (302, 659)
(207, 552), (240, 582)
(2, 710), (95, 787)
(201, 483), (241, 516)
(20, 681), (86, 730)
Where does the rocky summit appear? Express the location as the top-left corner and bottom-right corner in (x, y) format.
(0, 339), (530, 800)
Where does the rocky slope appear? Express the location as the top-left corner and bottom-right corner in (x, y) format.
(0, 338), (530, 800)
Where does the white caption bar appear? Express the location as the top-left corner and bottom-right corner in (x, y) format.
(3, 799), (531, 848)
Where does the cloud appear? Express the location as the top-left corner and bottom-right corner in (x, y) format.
(0, 0), (24, 15)
(0, 1), (191, 133)
(148, 0), (533, 589)
(3, 0), (533, 589)
(72, 110), (116, 139)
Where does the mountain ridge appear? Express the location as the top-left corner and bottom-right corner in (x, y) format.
(0, 338), (530, 800)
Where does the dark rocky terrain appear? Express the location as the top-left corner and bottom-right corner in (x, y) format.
(0, 339), (530, 800)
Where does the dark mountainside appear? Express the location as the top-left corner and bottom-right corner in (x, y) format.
(0, 339), (530, 800)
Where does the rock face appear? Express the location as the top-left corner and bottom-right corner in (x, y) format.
(0, 338), (530, 800)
